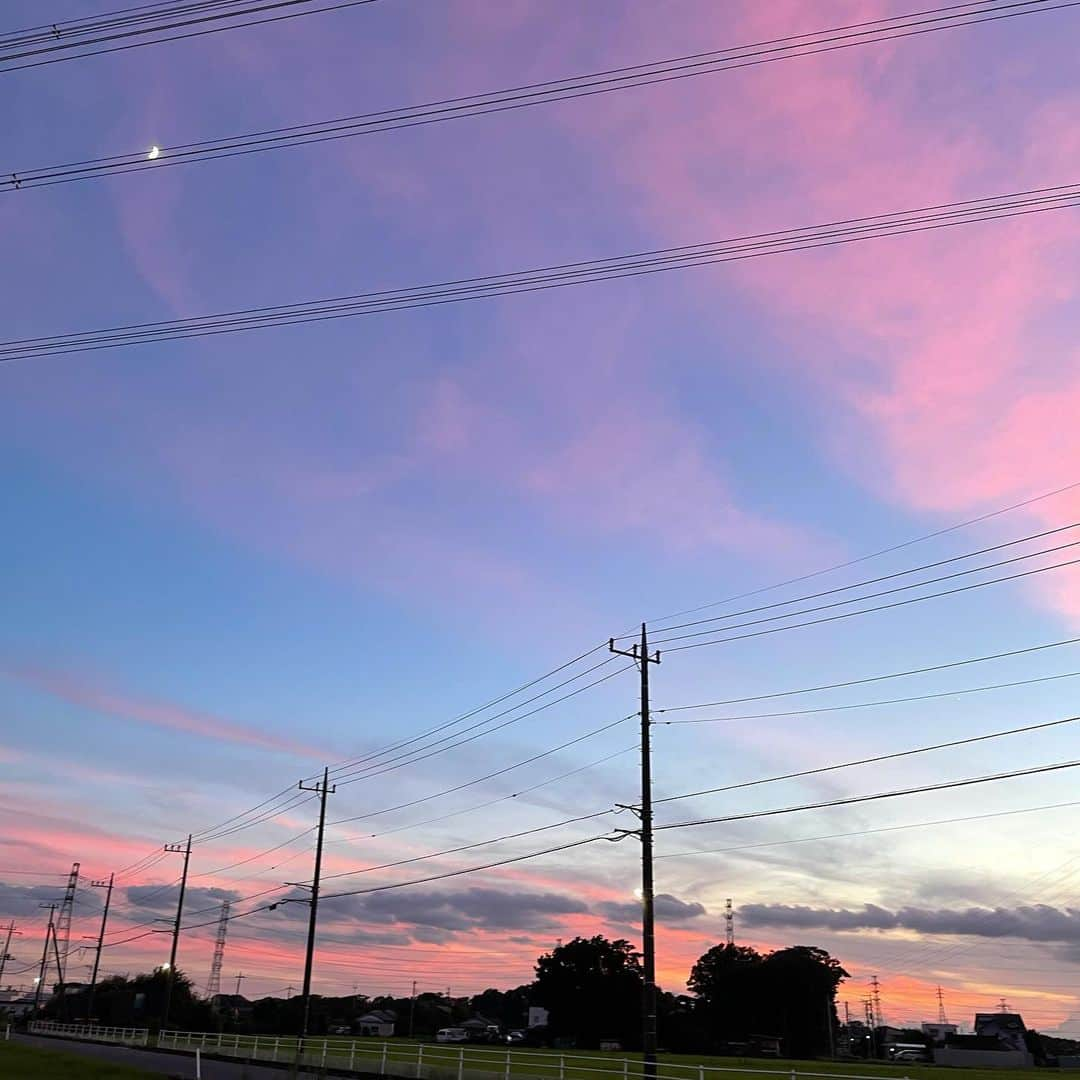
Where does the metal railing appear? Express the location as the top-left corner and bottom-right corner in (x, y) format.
(28, 1019), (151, 1046)
(157, 1034), (917, 1080)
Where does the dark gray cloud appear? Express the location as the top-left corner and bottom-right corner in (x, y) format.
(598, 893), (706, 924)
(0, 882), (101, 918)
(741, 903), (1080, 943)
(326, 887), (589, 933)
(125, 884), (239, 914)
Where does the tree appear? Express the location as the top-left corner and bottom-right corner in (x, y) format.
(533, 936), (643, 1048)
(687, 943), (848, 1058)
(687, 944), (764, 1051)
(54, 969), (213, 1031)
(471, 986), (532, 1029)
(757, 947), (848, 1058)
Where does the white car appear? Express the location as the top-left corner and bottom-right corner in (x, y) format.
(436, 1028), (469, 1043)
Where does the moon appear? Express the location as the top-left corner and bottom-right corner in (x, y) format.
(147, 146), (161, 161)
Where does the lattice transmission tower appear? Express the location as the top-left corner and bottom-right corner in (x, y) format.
(55, 862), (79, 982)
(205, 900), (230, 999)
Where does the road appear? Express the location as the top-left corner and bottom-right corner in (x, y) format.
(14, 1033), (346, 1078)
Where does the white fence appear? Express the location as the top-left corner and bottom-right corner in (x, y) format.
(157, 1034), (913, 1080)
(29, 1020), (150, 1046)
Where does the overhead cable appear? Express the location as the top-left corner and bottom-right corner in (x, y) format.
(658, 667), (1080, 725)
(656, 757), (1080, 830)
(662, 553), (1080, 652)
(658, 634), (1080, 713)
(4, 0), (1072, 184)
(655, 796), (1080, 859)
(0, 0), (376, 74)
(654, 713), (1080, 805)
(4, 181), (1080, 362)
(618, 520), (1080, 642)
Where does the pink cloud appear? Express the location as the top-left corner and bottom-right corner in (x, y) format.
(515, 0), (1080, 620)
(4, 662), (326, 760)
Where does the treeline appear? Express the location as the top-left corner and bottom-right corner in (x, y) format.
(32, 937), (848, 1058)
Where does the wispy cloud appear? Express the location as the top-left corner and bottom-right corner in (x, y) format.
(4, 662), (326, 760)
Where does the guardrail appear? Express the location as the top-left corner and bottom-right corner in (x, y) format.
(28, 1020), (150, 1046)
(157, 1034), (916, 1080)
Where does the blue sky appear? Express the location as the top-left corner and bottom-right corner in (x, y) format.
(2, 0), (1080, 1028)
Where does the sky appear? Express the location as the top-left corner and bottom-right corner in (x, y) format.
(2, 0), (1080, 1035)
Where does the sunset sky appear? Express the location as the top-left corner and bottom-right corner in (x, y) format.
(3, 0), (1080, 1035)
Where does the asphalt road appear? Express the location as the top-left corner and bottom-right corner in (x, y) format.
(14, 1034), (336, 1079)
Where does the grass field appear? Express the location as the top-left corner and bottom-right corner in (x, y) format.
(0, 1040), (157, 1078)
(154, 1032), (1043, 1080)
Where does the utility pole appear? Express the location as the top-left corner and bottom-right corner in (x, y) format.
(724, 899), (735, 947)
(610, 623), (661, 1080)
(87, 873), (114, 1022)
(0, 921), (18, 986)
(409, 979), (417, 1037)
(234, 972), (247, 997)
(296, 767), (335, 1060)
(32, 905), (57, 1018)
(161, 835), (192, 1029)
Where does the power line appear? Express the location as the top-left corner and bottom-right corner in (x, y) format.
(329, 744), (638, 845)
(655, 757), (1080, 831)
(5, 0), (1072, 186)
(649, 535), (1080, 646)
(330, 664), (633, 790)
(657, 667), (1080, 726)
(662, 552), (1080, 653)
(654, 796), (1080, 859)
(196, 827), (315, 876)
(648, 482), (1080, 628)
(317, 833), (618, 902)
(657, 634), (1080, 713)
(0, 0), (376, 74)
(327, 714), (633, 828)
(328, 656), (623, 786)
(316, 642), (609, 782)
(316, 807), (618, 883)
(5, 180), (1080, 362)
(654, 714), (1080, 805)
(625, 520), (1080, 641)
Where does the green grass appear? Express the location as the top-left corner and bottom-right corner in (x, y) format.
(154, 1034), (1043, 1080)
(0, 1040), (158, 1078)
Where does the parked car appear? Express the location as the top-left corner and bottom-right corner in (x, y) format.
(436, 1028), (469, 1043)
(893, 1050), (928, 1062)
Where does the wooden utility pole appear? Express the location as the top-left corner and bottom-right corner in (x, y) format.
(161, 835), (192, 1028)
(87, 873), (114, 1021)
(0, 921), (17, 986)
(296, 766), (335, 1064)
(610, 624), (660, 1080)
(32, 905), (56, 1018)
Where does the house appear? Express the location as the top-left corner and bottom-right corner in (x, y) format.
(0, 989), (37, 1019)
(356, 1009), (396, 1037)
(210, 993), (253, 1024)
(975, 1013), (1028, 1052)
(527, 1006), (549, 1029)
(921, 1023), (958, 1045)
(933, 1014), (1034, 1068)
